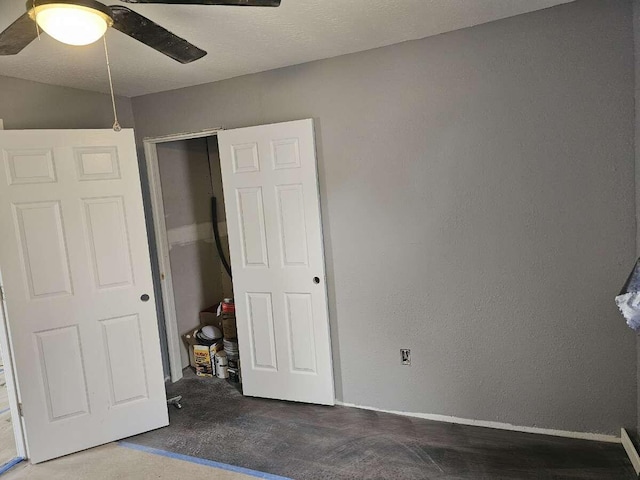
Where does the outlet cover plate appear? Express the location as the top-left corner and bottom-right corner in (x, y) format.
(401, 349), (411, 365)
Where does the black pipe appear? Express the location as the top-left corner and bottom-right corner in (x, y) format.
(211, 196), (232, 278)
(205, 138), (232, 279)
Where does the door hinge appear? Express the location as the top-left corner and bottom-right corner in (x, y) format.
(0, 285), (4, 302)
(17, 403), (23, 417)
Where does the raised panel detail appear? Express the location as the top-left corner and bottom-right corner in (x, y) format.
(35, 325), (89, 422)
(13, 201), (73, 299)
(100, 315), (148, 406)
(285, 293), (317, 374)
(246, 293), (277, 371)
(231, 143), (259, 174)
(236, 187), (269, 268)
(74, 146), (120, 181)
(276, 184), (309, 266)
(272, 138), (300, 170)
(82, 196), (134, 289)
(4, 148), (56, 185)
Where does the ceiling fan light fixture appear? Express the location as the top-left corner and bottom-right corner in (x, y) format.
(28, 1), (114, 46)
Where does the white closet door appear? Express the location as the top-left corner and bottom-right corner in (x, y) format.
(218, 119), (334, 405)
(0, 129), (168, 464)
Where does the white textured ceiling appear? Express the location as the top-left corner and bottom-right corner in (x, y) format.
(0, 0), (573, 97)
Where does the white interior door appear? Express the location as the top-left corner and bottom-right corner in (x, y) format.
(218, 119), (334, 405)
(0, 129), (168, 464)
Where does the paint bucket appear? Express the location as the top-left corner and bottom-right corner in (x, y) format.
(215, 350), (228, 379)
(222, 298), (235, 313)
(216, 365), (229, 379)
(228, 367), (241, 383)
(223, 339), (239, 356)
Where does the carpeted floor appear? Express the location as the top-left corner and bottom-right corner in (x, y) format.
(126, 369), (635, 480)
(2, 443), (256, 480)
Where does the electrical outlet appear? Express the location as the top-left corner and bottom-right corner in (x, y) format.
(401, 349), (411, 365)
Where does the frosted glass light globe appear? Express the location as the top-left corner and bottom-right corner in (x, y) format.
(30, 3), (113, 46)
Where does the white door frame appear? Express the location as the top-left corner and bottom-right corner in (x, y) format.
(0, 273), (27, 460)
(0, 119), (27, 460)
(143, 128), (223, 383)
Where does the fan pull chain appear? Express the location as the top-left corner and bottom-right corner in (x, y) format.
(103, 36), (121, 132)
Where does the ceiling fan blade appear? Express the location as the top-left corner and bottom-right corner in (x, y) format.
(0, 13), (37, 56)
(119, 0), (280, 6)
(109, 6), (207, 64)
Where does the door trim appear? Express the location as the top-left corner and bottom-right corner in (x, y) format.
(0, 118), (27, 460)
(143, 128), (223, 383)
(0, 273), (27, 459)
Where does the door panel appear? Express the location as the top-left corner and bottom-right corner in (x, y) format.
(74, 146), (120, 181)
(246, 292), (278, 371)
(5, 148), (57, 185)
(36, 325), (89, 421)
(236, 187), (269, 267)
(276, 184), (309, 266)
(13, 201), (73, 298)
(218, 119), (334, 405)
(82, 196), (134, 289)
(285, 293), (316, 374)
(0, 129), (168, 464)
(101, 314), (149, 405)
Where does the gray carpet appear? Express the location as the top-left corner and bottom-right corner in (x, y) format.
(126, 369), (635, 480)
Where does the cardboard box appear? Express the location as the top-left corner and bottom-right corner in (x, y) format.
(222, 313), (237, 339)
(181, 304), (225, 369)
(199, 305), (223, 331)
(182, 329), (199, 369)
(182, 327), (223, 370)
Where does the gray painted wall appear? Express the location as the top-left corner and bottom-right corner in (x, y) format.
(132, 0), (636, 435)
(0, 75), (134, 129)
(156, 138), (229, 367)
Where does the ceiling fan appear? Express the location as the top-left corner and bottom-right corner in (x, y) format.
(0, 0), (281, 64)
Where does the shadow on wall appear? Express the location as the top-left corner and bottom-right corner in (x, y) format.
(312, 117), (344, 401)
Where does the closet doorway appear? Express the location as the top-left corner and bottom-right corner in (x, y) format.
(145, 129), (231, 382)
(144, 120), (335, 405)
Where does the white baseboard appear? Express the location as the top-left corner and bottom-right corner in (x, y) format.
(335, 400), (620, 444)
(621, 428), (640, 475)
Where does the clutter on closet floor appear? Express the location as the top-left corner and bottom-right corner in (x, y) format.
(182, 298), (240, 384)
